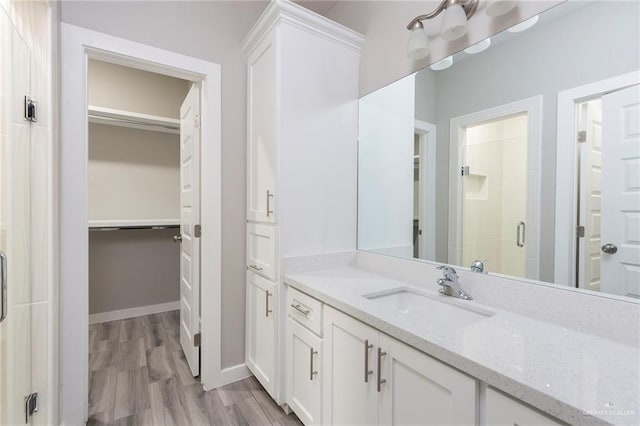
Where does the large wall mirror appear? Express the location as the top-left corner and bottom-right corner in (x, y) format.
(357, 0), (640, 301)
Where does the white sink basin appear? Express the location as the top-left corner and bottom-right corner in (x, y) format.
(363, 287), (493, 331)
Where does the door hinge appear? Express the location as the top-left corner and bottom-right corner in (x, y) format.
(461, 166), (470, 176)
(577, 130), (587, 143)
(577, 225), (585, 238)
(24, 96), (37, 123)
(194, 113), (201, 129)
(194, 332), (201, 347)
(194, 224), (201, 238)
(24, 392), (38, 423)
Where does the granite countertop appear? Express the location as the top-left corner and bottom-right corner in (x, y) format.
(284, 266), (639, 426)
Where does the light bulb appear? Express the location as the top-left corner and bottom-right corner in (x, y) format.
(407, 22), (430, 60)
(464, 37), (491, 55)
(430, 55), (453, 71)
(441, 3), (468, 41)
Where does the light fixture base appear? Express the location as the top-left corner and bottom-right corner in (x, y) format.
(458, 0), (479, 20)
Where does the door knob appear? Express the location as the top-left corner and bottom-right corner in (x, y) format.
(601, 243), (617, 254)
(173, 234), (182, 243)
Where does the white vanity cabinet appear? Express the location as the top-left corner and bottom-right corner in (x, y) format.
(246, 31), (277, 224)
(321, 305), (477, 425)
(322, 306), (379, 425)
(286, 319), (323, 425)
(485, 388), (563, 426)
(243, 0), (364, 404)
(247, 222), (278, 281)
(246, 271), (276, 396)
(378, 333), (476, 425)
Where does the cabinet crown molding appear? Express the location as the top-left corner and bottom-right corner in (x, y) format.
(241, 0), (365, 56)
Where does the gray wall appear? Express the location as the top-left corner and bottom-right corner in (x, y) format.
(89, 229), (180, 314)
(62, 0), (268, 368)
(427, 0), (640, 280)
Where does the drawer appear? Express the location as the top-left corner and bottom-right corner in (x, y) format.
(247, 222), (278, 281)
(287, 287), (323, 337)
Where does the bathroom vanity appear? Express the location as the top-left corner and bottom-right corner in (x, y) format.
(283, 252), (639, 426)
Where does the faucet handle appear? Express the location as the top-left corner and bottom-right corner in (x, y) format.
(437, 265), (458, 280)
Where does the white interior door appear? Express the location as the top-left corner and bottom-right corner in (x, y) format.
(601, 84), (640, 298)
(577, 99), (603, 291)
(179, 83), (201, 376)
(0, 11), (34, 424)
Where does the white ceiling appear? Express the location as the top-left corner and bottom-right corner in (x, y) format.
(293, 0), (339, 16)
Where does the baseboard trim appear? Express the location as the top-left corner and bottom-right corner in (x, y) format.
(89, 301), (180, 324)
(203, 363), (251, 391)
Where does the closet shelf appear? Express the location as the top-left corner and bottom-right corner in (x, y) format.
(89, 219), (180, 229)
(88, 105), (180, 134)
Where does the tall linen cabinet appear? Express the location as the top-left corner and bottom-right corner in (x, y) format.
(242, 0), (364, 404)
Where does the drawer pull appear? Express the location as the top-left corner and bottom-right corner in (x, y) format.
(290, 303), (311, 317)
(377, 347), (387, 392)
(310, 348), (318, 380)
(265, 290), (273, 317)
(249, 264), (263, 272)
(364, 339), (374, 383)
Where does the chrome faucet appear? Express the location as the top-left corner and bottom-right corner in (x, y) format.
(437, 265), (473, 300)
(470, 259), (487, 274)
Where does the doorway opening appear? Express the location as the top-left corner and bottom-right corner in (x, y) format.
(413, 120), (436, 261)
(86, 59), (203, 417)
(554, 72), (640, 299)
(449, 96), (542, 280)
(60, 24), (226, 425)
(570, 86), (640, 297)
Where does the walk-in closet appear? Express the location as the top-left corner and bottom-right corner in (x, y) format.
(87, 59), (189, 324)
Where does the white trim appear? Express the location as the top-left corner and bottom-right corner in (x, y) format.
(60, 24), (222, 425)
(449, 96), (543, 280)
(414, 119), (437, 261)
(554, 71), (640, 286)
(88, 219), (180, 228)
(203, 364), (252, 391)
(241, 0), (364, 56)
(89, 301), (180, 325)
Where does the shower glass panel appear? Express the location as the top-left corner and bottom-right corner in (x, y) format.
(461, 113), (528, 278)
(0, 8), (33, 425)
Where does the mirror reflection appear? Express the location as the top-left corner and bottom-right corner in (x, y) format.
(357, 0), (640, 299)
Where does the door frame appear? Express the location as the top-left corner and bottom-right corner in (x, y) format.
(414, 119), (437, 261)
(554, 71), (640, 287)
(60, 24), (229, 425)
(449, 96), (542, 279)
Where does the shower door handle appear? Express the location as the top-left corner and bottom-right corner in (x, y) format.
(0, 251), (7, 323)
(516, 221), (526, 248)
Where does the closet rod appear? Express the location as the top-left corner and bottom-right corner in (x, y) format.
(89, 225), (180, 232)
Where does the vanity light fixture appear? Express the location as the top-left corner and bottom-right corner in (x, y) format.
(407, 21), (431, 60)
(464, 37), (491, 54)
(406, 0), (518, 60)
(430, 55), (454, 71)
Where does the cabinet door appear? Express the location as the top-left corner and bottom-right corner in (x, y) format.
(247, 34), (277, 223)
(485, 388), (562, 426)
(378, 333), (477, 426)
(287, 319), (322, 425)
(247, 222), (278, 281)
(246, 271), (276, 396)
(322, 307), (378, 425)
